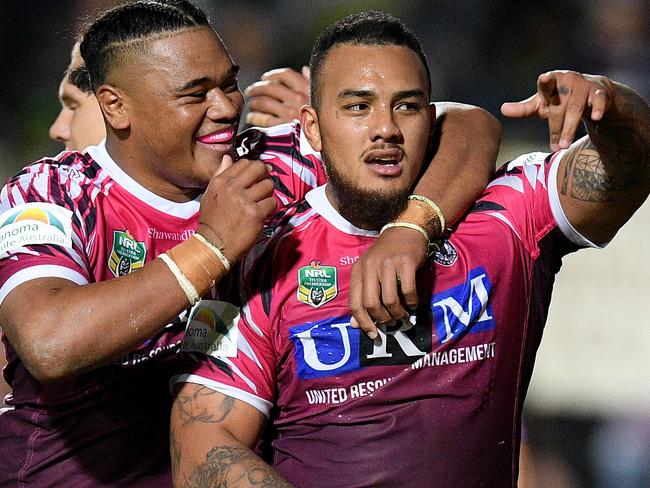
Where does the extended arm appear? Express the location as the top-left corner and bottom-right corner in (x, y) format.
(502, 70), (650, 244)
(171, 383), (292, 487)
(0, 159), (275, 382)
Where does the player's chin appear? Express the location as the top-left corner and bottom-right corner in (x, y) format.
(364, 174), (411, 195)
(194, 151), (232, 179)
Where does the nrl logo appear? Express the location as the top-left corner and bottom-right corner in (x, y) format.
(108, 229), (147, 277)
(297, 260), (337, 308)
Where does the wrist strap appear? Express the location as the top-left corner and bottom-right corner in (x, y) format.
(193, 233), (231, 272)
(380, 221), (430, 246)
(408, 194), (446, 235)
(159, 252), (200, 306)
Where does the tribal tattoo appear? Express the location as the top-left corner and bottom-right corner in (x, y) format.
(561, 118), (649, 202)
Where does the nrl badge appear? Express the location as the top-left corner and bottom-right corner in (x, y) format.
(182, 300), (239, 358)
(108, 230), (147, 277)
(297, 260), (337, 308)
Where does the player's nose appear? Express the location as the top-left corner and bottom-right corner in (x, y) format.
(49, 109), (72, 145)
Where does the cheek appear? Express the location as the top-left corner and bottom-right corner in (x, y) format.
(230, 90), (244, 112)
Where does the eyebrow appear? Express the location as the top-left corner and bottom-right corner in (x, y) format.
(174, 64), (241, 92)
(394, 89), (427, 100)
(337, 88), (427, 101)
(338, 89), (373, 100)
(60, 92), (84, 106)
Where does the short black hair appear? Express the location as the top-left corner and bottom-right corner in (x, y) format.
(309, 10), (431, 109)
(68, 66), (92, 94)
(78, 0), (210, 91)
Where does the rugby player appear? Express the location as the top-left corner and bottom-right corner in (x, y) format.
(169, 10), (650, 487)
(0, 2), (499, 486)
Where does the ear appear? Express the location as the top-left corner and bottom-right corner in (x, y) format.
(300, 105), (322, 152)
(96, 84), (130, 130)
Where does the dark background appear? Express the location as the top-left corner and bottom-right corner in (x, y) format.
(1, 1), (649, 486)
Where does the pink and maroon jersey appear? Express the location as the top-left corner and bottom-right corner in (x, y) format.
(0, 122), (324, 487)
(173, 150), (600, 487)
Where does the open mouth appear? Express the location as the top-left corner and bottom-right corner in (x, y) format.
(363, 148), (403, 166)
(363, 148), (404, 175)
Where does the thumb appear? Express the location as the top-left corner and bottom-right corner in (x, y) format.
(500, 94), (541, 119)
(216, 154), (234, 176)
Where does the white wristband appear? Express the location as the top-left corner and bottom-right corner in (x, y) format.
(159, 252), (200, 306)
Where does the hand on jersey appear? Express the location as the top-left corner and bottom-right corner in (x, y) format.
(501, 70), (614, 152)
(349, 227), (428, 339)
(244, 67), (310, 127)
(198, 155), (276, 263)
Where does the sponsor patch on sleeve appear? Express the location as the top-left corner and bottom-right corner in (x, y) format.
(0, 202), (74, 256)
(181, 300), (240, 358)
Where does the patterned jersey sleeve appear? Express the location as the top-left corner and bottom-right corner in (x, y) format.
(0, 154), (93, 305)
(171, 295), (277, 417)
(236, 121), (327, 207)
(479, 150), (601, 259)
(170, 209), (296, 417)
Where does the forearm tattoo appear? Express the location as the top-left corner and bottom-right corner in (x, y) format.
(183, 445), (292, 488)
(174, 386), (235, 425)
(562, 117), (650, 202)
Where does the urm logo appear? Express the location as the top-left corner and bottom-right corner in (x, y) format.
(430, 267), (495, 345)
(290, 314), (432, 379)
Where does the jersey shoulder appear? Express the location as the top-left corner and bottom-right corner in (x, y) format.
(1, 149), (108, 211)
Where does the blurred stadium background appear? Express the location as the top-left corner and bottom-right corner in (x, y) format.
(1, 1), (648, 486)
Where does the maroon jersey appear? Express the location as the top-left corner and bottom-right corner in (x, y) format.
(0, 122), (324, 487)
(173, 150), (599, 487)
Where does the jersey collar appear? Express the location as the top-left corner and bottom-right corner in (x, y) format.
(86, 140), (201, 219)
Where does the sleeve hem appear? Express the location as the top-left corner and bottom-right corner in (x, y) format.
(169, 373), (272, 417)
(0, 265), (89, 305)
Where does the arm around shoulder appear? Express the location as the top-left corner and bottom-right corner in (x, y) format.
(421, 102), (502, 225)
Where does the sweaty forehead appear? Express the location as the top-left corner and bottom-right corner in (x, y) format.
(320, 44), (428, 97)
(109, 27), (234, 88)
(336, 44), (424, 84)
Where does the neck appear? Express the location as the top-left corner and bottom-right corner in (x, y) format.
(105, 135), (199, 203)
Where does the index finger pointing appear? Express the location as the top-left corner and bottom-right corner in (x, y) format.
(500, 94), (542, 119)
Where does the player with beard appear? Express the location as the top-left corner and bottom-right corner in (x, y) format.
(0, 2), (501, 486)
(170, 10), (650, 488)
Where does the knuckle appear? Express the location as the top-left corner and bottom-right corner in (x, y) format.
(364, 302), (383, 317)
(383, 296), (399, 309)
